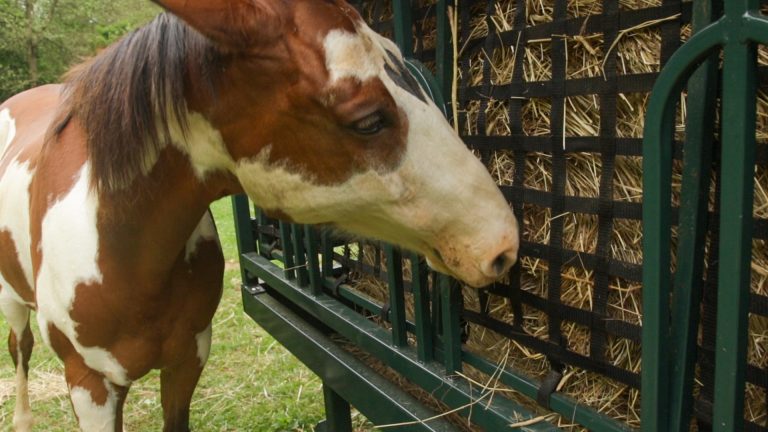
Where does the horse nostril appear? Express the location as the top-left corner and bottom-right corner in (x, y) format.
(492, 254), (508, 276)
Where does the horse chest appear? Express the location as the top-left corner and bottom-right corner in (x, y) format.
(26, 161), (224, 382)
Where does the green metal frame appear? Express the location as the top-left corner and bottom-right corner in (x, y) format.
(642, 1), (766, 431)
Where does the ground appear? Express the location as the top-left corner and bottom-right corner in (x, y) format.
(0, 198), (372, 431)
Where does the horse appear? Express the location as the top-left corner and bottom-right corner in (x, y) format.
(0, 0), (519, 430)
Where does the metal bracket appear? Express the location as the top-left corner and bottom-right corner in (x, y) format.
(243, 283), (266, 295)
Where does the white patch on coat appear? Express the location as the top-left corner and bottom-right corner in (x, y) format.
(69, 382), (118, 432)
(235, 148), (407, 225)
(185, 212), (219, 263)
(195, 324), (212, 367)
(170, 112), (234, 180)
(0, 160), (35, 296)
(0, 108), (16, 156)
(35, 165), (129, 386)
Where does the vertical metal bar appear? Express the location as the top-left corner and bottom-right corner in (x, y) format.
(279, 221), (296, 280)
(712, 21), (757, 431)
(435, 0), (453, 103)
(641, 64), (678, 432)
(668, 1), (721, 430)
(231, 196), (256, 282)
(410, 252), (434, 362)
(291, 224), (309, 287)
(231, 196), (254, 254)
(319, 384), (352, 432)
(255, 208), (269, 256)
(305, 226), (322, 295)
(440, 275), (462, 374)
(321, 231), (334, 277)
(385, 245), (408, 347)
(391, 0), (413, 57)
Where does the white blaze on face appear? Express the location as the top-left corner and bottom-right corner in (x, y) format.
(0, 108), (17, 157)
(323, 29), (384, 83)
(36, 165), (129, 386)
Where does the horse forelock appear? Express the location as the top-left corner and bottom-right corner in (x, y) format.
(58, 13), (221, 193)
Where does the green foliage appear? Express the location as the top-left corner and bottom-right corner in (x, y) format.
(0, 0), (160, 101)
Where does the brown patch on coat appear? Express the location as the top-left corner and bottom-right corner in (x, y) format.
(0, 231), (34, 304)
(47, 324), (110, 406)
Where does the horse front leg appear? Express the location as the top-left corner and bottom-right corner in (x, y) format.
(47, 325), (130, 432)
(0, 297), (34, 431)
(160, 323), (212, 432)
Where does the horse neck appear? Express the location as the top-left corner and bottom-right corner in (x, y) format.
(97, 144), (239, 280)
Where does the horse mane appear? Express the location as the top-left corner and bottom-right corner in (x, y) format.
(57, 13), (222, 192)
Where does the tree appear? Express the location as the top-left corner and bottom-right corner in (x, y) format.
(0, 0), (159, 101)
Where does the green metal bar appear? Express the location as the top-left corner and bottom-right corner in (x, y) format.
(392, 0), (413, 57)
(411, 253), (434, 362)
(291, 224), (309, 287)
(712, 10), (758, 430)
(321, 231), (334, 277)
(243, 288), (458, 431)
(242, 253), (559, 431)
(641, 20), (724, 432)
(385, 245), (408, 347)
(439, 275), (462, 375)
(279, 221), (295, 280)
(318, 385), (353, 432)
(231, 195), (256, 283)
(435, 0), (452, 104)
(327, 279), (419, 335)
(667, 1), (720, 430)
(254, 208), (270, 257)
(305, 226), (322, 295)
(405, 59), (448, 116)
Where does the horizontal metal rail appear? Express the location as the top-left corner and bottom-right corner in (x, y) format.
(242, 252), (561, 431)
(242, 285), (457, 431)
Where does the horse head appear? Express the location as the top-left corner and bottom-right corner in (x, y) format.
(155, 0), (520, 287)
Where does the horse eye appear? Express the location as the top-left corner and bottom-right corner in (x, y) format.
(351, 112), (387, 135)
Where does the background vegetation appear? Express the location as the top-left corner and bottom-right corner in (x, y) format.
(0, 0), (159, 101)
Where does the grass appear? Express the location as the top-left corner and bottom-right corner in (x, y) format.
(0, 198), (373, 431)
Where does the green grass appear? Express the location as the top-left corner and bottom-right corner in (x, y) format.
(0, 198), (372, 431)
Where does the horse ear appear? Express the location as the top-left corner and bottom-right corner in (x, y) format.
(151, 0), (284, 48)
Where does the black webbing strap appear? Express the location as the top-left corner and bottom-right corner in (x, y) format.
(331, 274), (348, 297)
(537, 359), (565, 409)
